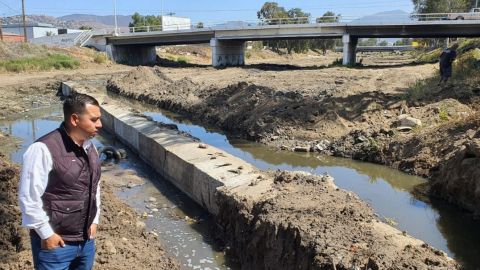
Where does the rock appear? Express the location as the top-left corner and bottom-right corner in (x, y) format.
(466, 129), (476, 139)
(135, 221), (146, 229)
(396, 126), (412, 132)
(147, 197), (157, 203)
(355, 135), (368, 144)
(280, 145), (290, 151)
(294, 146), (310, 152)
(466, 139), (480, 157)
(314, 141), (329, 152)
(127, 182), (138, 188)
(198, 143), (207, 149)
(103, 240), (117, 255)
(151, 208), (159, 212)
(397, 114), (422, 128)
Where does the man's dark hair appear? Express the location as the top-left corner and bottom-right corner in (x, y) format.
(63, 93), (100, 121)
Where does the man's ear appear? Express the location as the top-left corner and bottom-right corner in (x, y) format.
(70, 113), (80, 127)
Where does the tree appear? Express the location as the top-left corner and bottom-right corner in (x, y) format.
(359, 38), (378, 46)
(196, 22), (204, 29)
(412, 0), (473, 14)
(316, 11), (339, 23)
(79, 25), (93, 30)
(257, 2), (288, 25)
(129, 12), (162, 32)
(312, 11), (341, 54)
(394, 38), (413, 46)
(378, 40), (389, 46)
(257, 2), (312, 54)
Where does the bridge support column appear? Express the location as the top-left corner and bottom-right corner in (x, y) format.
(342, 34), (358, 66)
(210, 38), (245, 68)
(106, 44), (157, 66)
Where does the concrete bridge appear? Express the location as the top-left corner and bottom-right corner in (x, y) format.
(86, 20), (480, 67)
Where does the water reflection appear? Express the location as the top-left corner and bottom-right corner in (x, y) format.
(141, 108), (480, 270)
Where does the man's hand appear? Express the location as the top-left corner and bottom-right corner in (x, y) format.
(41, 234), (65, 250)
(89, 224), (98, 240)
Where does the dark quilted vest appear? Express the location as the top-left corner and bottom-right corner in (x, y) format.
(36, 124), (101, 242)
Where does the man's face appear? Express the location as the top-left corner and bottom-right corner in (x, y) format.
(71, 104), (102, 140)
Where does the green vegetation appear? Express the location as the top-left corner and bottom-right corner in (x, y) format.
(439, 105), (449, 121)
(0, 53), (80, 72)
(412, 0), (474, 14)
(93, 52), (108, 64)
(257, 2), (341, 54)
(176, 56), (188, 64)
(415, 48), (443, 63)
(129, 12), (162, 32)
(404, 38), (480, 102)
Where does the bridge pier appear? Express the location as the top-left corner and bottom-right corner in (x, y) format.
(106, 44), (157, 66)
(210, 38), (245, 68)
(342, 34), (358, 66)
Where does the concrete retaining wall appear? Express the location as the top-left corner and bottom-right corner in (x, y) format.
(62, 81), (264, 215)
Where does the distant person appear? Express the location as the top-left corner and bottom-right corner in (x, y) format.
(438, 43), (459, 86)
(19, 93), (103, 270)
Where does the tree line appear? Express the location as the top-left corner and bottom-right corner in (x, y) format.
(127, 0), (478, 50)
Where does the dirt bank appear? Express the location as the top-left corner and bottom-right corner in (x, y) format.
(106, 60), (480, 216)
(216, 171), (458, 269)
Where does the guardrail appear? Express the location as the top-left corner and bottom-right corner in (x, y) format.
(90, 12), (478, 37)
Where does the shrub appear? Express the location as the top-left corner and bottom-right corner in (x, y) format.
(0, 53), (80, 72)
(93, 52), (108, 64)
(176, 56), (188, 64)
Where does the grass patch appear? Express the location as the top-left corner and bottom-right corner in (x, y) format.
(0, 53), (80, 72)
(415, 48), (442, 64)
(176, 56), (189, 64)
(93, 52), (108, 64)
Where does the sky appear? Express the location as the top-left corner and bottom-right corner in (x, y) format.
(0, 0), (414, 23)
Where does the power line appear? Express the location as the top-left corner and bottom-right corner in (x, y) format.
(0, 0), (20, 13)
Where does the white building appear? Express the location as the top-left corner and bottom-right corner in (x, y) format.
(2, 23), (82, 40)
(161, 16), (191, 31)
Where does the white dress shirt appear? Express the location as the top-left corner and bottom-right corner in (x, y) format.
(18, 140), (101, 240)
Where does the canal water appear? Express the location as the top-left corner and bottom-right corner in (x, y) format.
(130, 101), (480, 270)
(4, 86), (480, 269)
(0, 106), (236, 270)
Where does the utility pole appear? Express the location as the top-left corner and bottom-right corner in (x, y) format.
(0, 17), (3, 41)
(113, 0), (118, 36)
(21, 0), (27, 42)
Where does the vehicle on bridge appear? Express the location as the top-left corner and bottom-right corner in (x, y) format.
(447, 8), (480, 20)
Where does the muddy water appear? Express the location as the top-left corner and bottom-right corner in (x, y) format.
(0, 107), (235, 270)
(139, 108), (480, 270)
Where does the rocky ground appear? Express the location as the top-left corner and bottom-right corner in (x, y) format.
(0, 70), (179, 270)
(106, 50), (480, 216)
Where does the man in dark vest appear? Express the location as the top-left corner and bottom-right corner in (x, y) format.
(19, 93), (103, 270)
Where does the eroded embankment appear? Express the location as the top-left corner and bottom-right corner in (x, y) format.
(106, 66), (480, 217)
(216, 171), (457, 270)
(68, 81), (459, 269)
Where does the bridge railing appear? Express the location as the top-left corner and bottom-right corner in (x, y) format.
(96, 12), (475, 37)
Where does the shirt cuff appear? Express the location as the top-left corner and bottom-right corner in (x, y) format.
(34, 223), (54, 240)
(92, 210), (100, 224)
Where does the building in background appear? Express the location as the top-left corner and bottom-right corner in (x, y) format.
(161, 16), (191, 31)
(1, 23), (83, 40)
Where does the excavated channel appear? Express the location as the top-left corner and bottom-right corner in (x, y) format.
(107, 94), (480, 270)
(0, 106), (237, 270)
